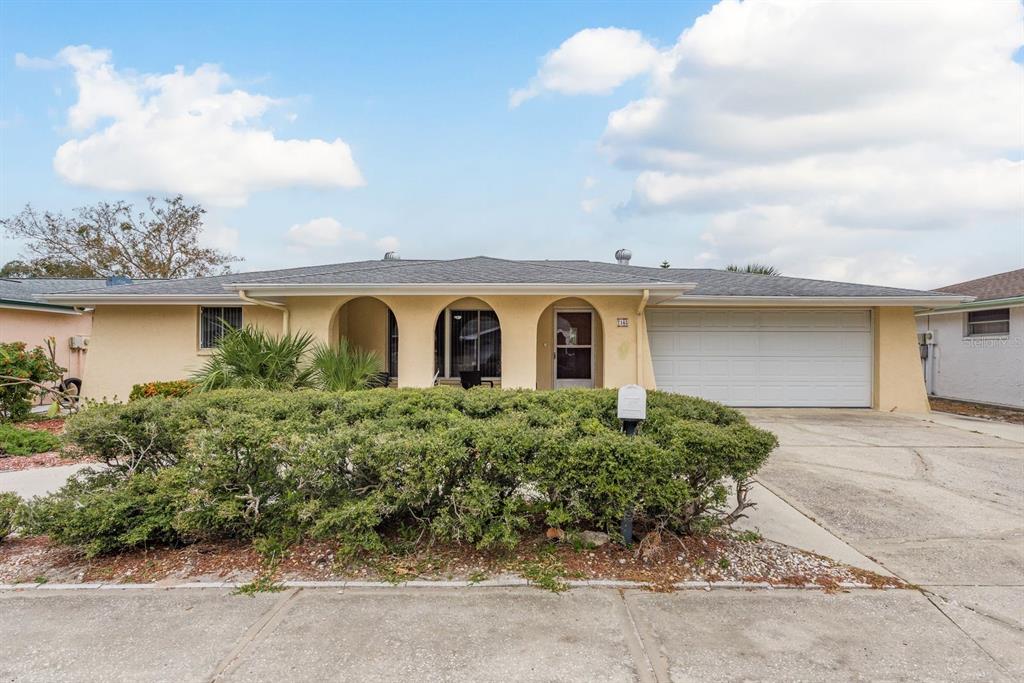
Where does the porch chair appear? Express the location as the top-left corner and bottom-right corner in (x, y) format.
(459, 370), (494, 389)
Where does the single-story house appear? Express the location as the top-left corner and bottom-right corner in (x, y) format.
(0, 278), (100, 382)
(916, 268), (1024, 408)
(43, 253), (968, 411)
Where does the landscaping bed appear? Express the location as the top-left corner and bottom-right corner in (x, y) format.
(0, 532), (902, 591)
(0, 417), (94, 472)
(929, 397), (1024, 425)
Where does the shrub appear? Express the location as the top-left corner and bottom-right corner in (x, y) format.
(0, 492), (21, 542)
(31, 388), (777, 556)
(0, 423), (61, 456)
(0, 341), (64, 421)
(192, 325), (316, 392)
(129, 380), (195, 401)
(311, 339), (384, 391)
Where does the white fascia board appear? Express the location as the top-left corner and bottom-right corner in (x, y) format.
(42, 294), (253, 306)
(222, 282), (697, 297)
(0, 301), (84, 315)
(656, 295), (970, 307)
(914, 296), (1024, 316)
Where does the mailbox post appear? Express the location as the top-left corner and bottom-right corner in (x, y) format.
(617, 384), (647, 545)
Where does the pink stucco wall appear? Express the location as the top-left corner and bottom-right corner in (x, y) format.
(0, 306), (93, 380)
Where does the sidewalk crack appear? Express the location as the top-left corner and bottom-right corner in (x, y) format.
(207, 587), (302, 682)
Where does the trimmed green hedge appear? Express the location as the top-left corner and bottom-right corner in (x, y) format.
(0, 423), (61, 456)
(27, 388), (776, 557)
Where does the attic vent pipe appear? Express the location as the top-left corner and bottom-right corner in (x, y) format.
(615, 248), (632, 265)
(383, 251), (400, 261)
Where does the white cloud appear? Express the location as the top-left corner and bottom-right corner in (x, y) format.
(14, 53), (59, 70)
(23, 45), (365, 206)
(580, 199), (598, 214)
(582, 176), (598, 189)
(523, 1), (1024, 287)
(510, 28), (660, 107)
(287, 217), (366, 248)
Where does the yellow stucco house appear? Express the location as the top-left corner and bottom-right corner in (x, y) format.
(44, 253), (968, 411)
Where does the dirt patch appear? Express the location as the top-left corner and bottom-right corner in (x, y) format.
(0, 452), (96, 473)
(16, 417), (67, 435)
(930, 397), (1024, 425)
(0, 532), (905, 590)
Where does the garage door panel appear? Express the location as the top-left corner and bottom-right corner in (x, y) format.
(647, 309), (872, 407)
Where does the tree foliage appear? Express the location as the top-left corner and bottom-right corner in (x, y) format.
(725, 263), (782, 276)
(0, 195), (240, 279)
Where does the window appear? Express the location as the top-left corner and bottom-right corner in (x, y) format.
(449, 310), (501, 377)
(966, 308), (1010, 337)
(388, 310), (399, 375)
(199, 306), (242, 348)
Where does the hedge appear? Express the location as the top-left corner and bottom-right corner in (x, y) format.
(128, 380), (196, 401)
(26, 388), (777, 557)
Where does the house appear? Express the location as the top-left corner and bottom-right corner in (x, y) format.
(916, 268), (1024, 408)
(0, 278), (100, 383)
(42, 253), (967, 410)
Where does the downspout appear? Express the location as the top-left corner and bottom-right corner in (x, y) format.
(636, 289), (650, 384)
(238, 290), (290, 335)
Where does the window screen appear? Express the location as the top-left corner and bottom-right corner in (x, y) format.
(449, 310), (501, 377)
(199, 306), (242, 348)
(966, 309), (1010, 337)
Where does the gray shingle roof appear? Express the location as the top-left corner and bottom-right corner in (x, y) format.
(934, 269), (1024, 302)
(0, 278), (115, 307)
(44, 256), (958, 300)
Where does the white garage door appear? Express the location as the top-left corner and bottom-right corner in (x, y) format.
(647, 309), (872, 407)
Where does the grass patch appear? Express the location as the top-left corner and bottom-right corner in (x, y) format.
(0, 423), (60, 456)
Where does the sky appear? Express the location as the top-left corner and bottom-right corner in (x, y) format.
(0, 0), (1021, 289)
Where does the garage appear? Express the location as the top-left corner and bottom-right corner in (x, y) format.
(647, 309), (872, 407)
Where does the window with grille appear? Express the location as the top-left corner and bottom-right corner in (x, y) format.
(966, 308), (1010, 337)
(199, 306), (242, 348)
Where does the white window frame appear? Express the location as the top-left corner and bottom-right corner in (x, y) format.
(964, 308), (1010, 338)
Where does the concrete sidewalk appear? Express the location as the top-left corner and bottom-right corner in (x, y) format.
(0, 585), (1012, 682)
(0, 463), (94, 498)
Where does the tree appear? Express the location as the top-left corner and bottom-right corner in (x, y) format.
(660, 260), (671, 268)
(0, 195), (241, 279)
(725, 263), (782, 276)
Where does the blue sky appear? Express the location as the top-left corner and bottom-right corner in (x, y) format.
(1, 0), (1021, 288)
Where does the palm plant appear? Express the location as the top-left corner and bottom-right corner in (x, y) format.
(311, 338), (384, 391)
(725, 263), (781, 276)
(192, 325), (316, 392)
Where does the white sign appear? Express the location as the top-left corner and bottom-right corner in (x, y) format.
(617, 384), (647, 421)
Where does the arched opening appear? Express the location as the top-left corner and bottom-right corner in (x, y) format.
(332, 296), (397, 384)
(535, 298), (604, 390)
(431, 297), (502, 386)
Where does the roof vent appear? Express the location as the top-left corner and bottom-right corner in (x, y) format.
(615, 248), (632, 265)
(383, 251), (400, 261)
(106, 276), (133, 287)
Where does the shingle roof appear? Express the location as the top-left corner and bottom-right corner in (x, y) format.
(44, 256), (959, 300)
(934, 269), (1024, 302)
(0, 278), (115, 307)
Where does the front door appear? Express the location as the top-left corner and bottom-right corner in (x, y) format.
(554, 310), (594, 388)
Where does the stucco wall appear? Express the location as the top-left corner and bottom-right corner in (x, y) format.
(337, 297), (389, 359)
(917, 306), (1024, 408)
(83, 304), (282, 400)
(535, 298), (605, 390)
(0, 307), (92, 380)
(874, 306), (930, 413)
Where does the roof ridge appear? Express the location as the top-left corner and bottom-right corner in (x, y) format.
(523, 259), (679, 284)
(935, 267), (1024, 291)
(241, 258), (441, 284)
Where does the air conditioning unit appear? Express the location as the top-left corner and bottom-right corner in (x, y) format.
(917, 330), (935, 345)
(69, 335), (90, 350)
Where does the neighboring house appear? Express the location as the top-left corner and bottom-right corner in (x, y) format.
(43, 253), (966, 410)
(0, 278), (100, 382)
(916, 268), (1024, 408)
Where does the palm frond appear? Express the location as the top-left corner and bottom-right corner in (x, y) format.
(311, 339), (384, 391)
(191, 325), (315, 392)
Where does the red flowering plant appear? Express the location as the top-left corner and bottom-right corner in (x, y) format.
(0, 341), (64, 421)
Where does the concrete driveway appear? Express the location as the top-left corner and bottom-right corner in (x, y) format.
(743, 408), (1024, 677)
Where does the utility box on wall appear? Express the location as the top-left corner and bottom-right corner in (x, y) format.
(69, 335), (90, 350)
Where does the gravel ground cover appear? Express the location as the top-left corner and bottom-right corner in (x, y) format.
(0, 532), (903, 590)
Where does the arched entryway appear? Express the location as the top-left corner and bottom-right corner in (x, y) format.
(331, 296), (397, 382)
(535, 298), (605, 389)
(431, 297), (502, 386)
